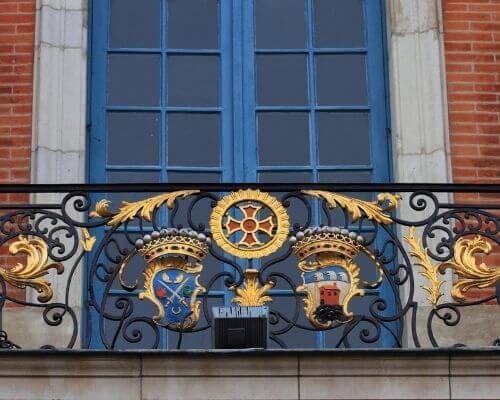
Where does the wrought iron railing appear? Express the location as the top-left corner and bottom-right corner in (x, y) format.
(0, 183), (498, 350)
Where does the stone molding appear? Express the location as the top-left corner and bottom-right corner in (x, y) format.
(0, 351), (497, 399)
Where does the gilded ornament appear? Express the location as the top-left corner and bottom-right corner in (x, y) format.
(404, 227), (444, 308)
(438, 235), (500, 302)
(302, 190), (400, 225)
(80, 228), (96, 252)
(230, 269), (274, 307)
(209, 189), (290, 258)
(89, 199), (113, 219)
(292, 227), (383, 328)
(125, 228), (209, 329)
(0, 236), (64, 303)
(91, 191), (200, 226)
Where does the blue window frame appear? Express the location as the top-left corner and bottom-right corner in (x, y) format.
(87, 0), (392, 349)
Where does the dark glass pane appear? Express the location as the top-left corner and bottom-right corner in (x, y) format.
(107, 171), (161, 206)
(108, 112), (160, 165)
(168, 0), (219, 49)
(317, 112), (370, 165)
(255, 0), (307, 49)
(315, 54), (367, 106)
(318, 171), (371, 183)
(167, 55), (220, 106)
(167, 172), (221, 183)
(109, 0), (161, 48)
(256, 55), (308, 106)
(258, 112), (309, 166)
(313, 0), (365, 48)
(318, 171), (372, 201)
(108, 54), (161, 106)
(258, 172), (312, 183)
(168, 113), (220, 167)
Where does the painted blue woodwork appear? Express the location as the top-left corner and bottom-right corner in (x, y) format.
(86, 0), (393, 349)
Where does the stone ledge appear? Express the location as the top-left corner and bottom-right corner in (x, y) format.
(0, 349), (498, 399)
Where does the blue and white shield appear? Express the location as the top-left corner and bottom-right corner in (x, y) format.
(152, 268), (199, 325)
(302, 265), (351, 308)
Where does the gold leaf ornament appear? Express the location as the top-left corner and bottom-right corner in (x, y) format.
(438, 236), (500, 302)
(302, 190), (400, 225)
(89, 199), (113, 219)
(0, 236), (64, 302)
(404, 227), (444, 308)
(80, 228), (96, 252)
(230, 269), (274, 307)
(91, 190), (200, 226)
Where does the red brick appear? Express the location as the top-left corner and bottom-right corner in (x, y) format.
(0, 2), (35, 308)
(445, 12), (491, 22)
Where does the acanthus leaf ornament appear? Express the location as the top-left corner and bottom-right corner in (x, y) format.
(80, 228), (96, 252)
(405, 229), (500, 305)
(230, 269), (274, 307)
(89, 199), (113, 219)
(404, 227), (444, 308)
(91, 190), (200, 226)
(438, 235), (500, 302)
(0, 236), (64, 303)
(209, 189), (290, 258)
(302, 190), (400, 225)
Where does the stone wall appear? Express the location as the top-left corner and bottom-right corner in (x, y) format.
(0, 350), (498, 400)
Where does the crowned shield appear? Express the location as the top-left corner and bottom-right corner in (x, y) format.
(292, 226), (383, 328)
(127, 228), (209, 329)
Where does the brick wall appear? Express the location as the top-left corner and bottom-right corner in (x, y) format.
(0, 0), (34, 191)
(444, 0), (500, 190)
(443, 0), (500, 300)
(0, 0), (36, 302)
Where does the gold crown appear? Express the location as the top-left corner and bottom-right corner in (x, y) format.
(291, 227), (366, 263)
(135, 229), (210, 263)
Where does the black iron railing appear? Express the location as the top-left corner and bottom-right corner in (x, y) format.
(0, 183), (498, 350)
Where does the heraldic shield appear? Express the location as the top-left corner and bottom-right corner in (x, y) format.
(122, 228), (210, 329)
(291, 226), (383, 329)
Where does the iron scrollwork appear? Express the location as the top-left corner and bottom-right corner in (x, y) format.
(0, 184), (498, 350)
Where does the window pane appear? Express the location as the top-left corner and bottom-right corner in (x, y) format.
(167, 172), (221, 183)
(256, 55), (308, 106)
(168, 0), (219, 49)
(318, 171), (372, 201)
(258, 171), (312, 183)
(255, 0), (307, 49)
(317, 112), (370, 165)
(107, 171), (161, 205)
(109, 0), (161, 48)
(258, 112), (310, 166)
(316, 54), (367, 106)
(318, 171), (371, 183)
(108, 112), (160, 165)
(108, 54), (161, 106)
(168, 113), (220, 167)
(167, 55), (220, 106)
(313, 0), (365, 48)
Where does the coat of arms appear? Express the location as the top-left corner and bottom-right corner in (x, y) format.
(291, 226), (383, 328)
(132, 228), (210, 329)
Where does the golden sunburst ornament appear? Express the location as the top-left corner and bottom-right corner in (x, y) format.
(209, 189), (290, 258)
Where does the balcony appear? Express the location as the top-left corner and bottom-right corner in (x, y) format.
(0, 183), (498, 351)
